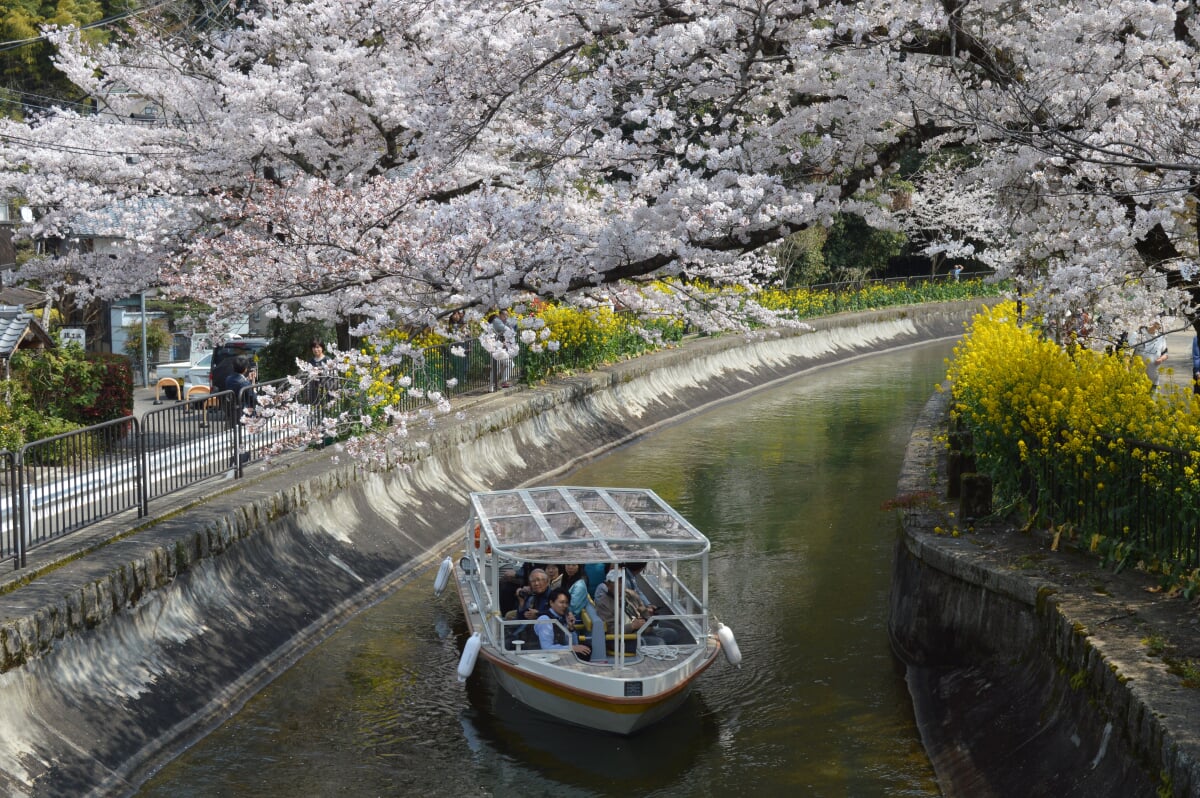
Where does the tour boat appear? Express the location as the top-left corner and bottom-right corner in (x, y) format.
(436, 486), (741, 735)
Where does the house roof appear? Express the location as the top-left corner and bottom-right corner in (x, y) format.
(67, 197), (190, 239)
(0, 306), (53, 358)
(0, 286), (45, 307)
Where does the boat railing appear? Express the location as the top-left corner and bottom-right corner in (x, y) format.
(644, 568), (708, 637)
(494, 614), (707, 659)
(496, 615), (578, 654)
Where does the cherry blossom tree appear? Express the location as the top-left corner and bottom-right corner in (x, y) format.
(1, 0), (1198, 344)
(0, 0), (920, 334)
(896, 0), (1200, 336)
(896, 157), (1010, 277)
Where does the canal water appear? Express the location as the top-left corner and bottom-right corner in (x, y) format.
(139, 340), (953, 797)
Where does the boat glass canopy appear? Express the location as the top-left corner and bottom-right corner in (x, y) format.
(470, 487), (710, 564)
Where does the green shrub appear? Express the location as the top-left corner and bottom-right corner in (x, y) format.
(122, 318), (172, 366)
(10, 345), (101, 421)
(4, 346), (133, 441)
(0, 381), (90, 461)
(78, 353), (133, 425)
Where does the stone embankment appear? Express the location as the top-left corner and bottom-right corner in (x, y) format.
(0, 303), (978, 797)
(891, 389), (1200, 798)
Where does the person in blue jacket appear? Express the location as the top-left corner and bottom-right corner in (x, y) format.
(534, 589), (591, 657)
(225, 355), (257, 426)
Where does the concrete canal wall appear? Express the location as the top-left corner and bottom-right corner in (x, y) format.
(890, 390), (1200, 798)
(0, 303), (980, 797)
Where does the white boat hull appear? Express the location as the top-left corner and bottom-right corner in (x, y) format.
(455, 566), (720, 735)
(483, 650), (704, 735)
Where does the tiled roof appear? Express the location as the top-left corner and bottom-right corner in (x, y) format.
(0, 306), (53, 358)
(68, 197), (189, 238)
(0, 286), (44, 307)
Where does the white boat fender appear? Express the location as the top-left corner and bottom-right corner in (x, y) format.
(433, 556), (454, 596)
(717, 623), (742, 668)
(457, 632), (482, 682)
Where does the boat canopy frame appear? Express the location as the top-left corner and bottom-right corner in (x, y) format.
(467, 486), (712, 565)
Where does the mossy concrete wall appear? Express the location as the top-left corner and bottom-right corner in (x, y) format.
(891, 389), (1200, 798)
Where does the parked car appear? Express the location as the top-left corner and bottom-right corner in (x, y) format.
(158, 349), (213, 400)
(208, 338), (270, 393)
(181, 352), (212, 394)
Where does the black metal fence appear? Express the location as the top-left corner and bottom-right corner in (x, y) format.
(17, 417), (144, 559)
(808, 272), (980, 293)
(388, 337), (518, 410)
(1008, 430), (1200, 573)
(0, 375), (371, 569)
(0, 451), (19, 565)
(0, 337), (521, 570)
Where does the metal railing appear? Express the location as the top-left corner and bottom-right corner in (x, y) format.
(1021, 431), (1200, 572)
(0, 337), (516, 570)
(141, 392), (235, 501)
(0, 374), (371, 570)
(0, 451), (19, 564)
(17, 417), (145, 558)
(395, 337), (521, 402)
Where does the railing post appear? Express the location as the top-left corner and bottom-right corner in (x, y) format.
(234, 386), (245, 479)
(15, 450), (27, 570)
(135, 416), (148, 518)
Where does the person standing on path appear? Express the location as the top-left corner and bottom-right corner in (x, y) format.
(225, 355), (257, 423)
(1134, 322), (1169, 391)
(490, 310), (518, 388)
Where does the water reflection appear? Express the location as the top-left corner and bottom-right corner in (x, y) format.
(460, 669), (716, 792)
(139, 340), (953, 798)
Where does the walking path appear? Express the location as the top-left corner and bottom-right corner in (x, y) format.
(1156, 323), (1197, 394)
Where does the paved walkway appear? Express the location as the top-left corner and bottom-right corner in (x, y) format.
(131, 384), (181, 419)
(1157, 323), (1198, 394)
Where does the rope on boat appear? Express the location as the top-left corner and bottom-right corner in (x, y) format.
(638, 645), (680, 661)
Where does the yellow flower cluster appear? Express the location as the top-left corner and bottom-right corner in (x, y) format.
(366, 375), (406, 408)
(756, 278), (997, 318)
(949, 302), (1200, 582)
(530, 304), (622, 352)
(363, 327), (449, 354)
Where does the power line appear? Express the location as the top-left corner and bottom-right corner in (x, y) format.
(0, 0), (181, 55)
(2, 88), (92, 111)
(0, 130), (176, 158)
(0, 1), (234, 123)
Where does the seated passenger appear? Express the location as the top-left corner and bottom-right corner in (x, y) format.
(545, 563), (563, 591)
(516, 568), (552, 621)
(584, 563), (608, 599)
(504, 568), (552, 650)
(623, 561), (657, 612)
(498, 565), (523, 617)
(561, 564), (590, 621)
(535, 588), (591, 657)
(594, 569), (678, 648)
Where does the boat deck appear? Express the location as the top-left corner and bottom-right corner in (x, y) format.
(501, 643), (715, 679)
